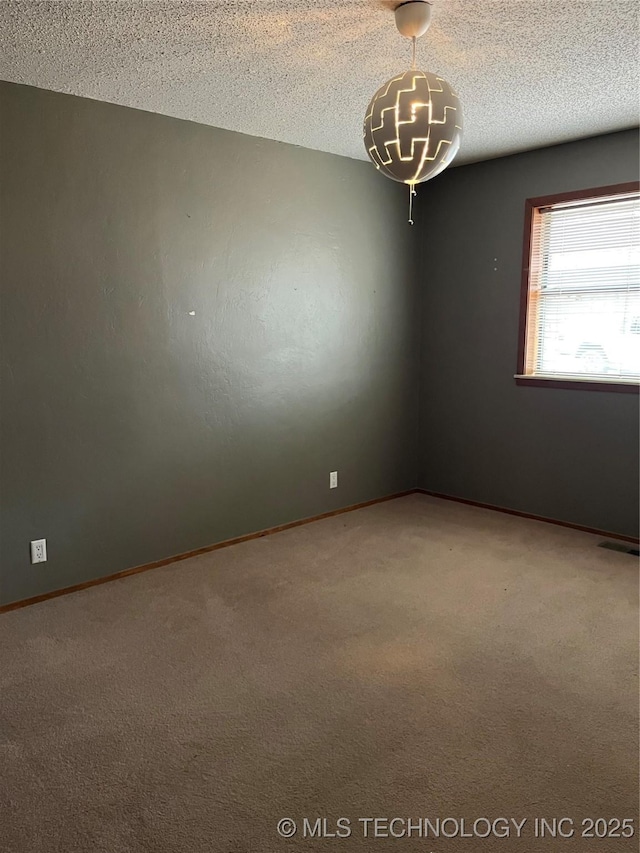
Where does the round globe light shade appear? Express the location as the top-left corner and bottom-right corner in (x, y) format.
(363, 69), (463, 184)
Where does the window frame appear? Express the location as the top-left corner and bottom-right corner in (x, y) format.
(516, 181), (640, 394)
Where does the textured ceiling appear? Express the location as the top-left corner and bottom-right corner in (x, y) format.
(1, 0), (638, 165)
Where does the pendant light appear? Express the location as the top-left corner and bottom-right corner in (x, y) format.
(363, 1), (463, 223)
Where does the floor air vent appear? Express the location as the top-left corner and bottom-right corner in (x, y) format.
(598, 541), (640, 557)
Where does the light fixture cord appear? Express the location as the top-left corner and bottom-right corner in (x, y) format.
(408, 184), (416, 225)
(411, 36), (417, 70)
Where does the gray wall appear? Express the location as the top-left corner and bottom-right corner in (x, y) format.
(417, 129), (640, 538)
(0, 82), (418, 605)
(1, 82), (637, 607)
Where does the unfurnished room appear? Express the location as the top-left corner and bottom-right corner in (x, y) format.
(0, 2), (638, 851)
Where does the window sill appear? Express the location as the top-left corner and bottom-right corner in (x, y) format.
(514, 374), (640, 393)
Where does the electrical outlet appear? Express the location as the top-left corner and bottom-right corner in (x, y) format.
(30, 539), (47, 564)
(329, 471), (338, 489)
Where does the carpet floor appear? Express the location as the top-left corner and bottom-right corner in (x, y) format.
(0, 494), (638, 852)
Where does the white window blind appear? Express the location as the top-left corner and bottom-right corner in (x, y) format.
(524, 190), (640, 383)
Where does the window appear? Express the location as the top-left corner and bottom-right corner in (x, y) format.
(517, 182), (640, 392)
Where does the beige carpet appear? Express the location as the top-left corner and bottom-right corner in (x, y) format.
(0, 494), (638, 852)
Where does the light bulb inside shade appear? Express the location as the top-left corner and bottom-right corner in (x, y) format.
(363, 69), (462, 184)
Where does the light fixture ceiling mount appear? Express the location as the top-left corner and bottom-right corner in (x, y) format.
(363, 0), (463, 224)
(394, 0), (432, 39)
